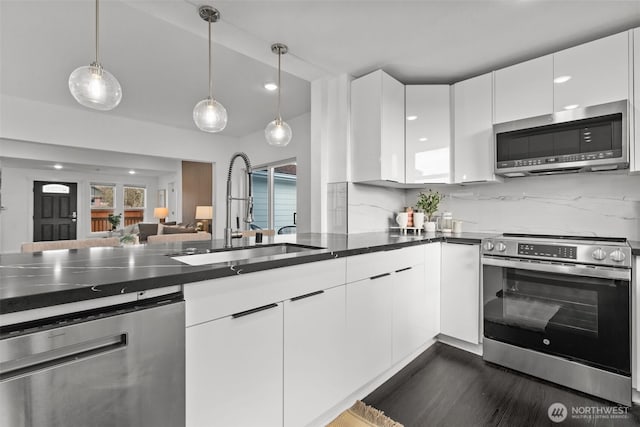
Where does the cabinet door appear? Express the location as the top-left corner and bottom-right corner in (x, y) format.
(186, 303), (283, 427)
(345, 273), (393, 393)
(284, 286), (347, 427)
(553, 31), (630, 112)
(405, 85), (452, 183)
(633, 28), (640, 173)
(392, 262), (427, 363)
(424, 242), (441, 340)
(453, 73), (499, 183)
(494, 55), (553, 123)
(351, 70), (405, 183)
(440, 243), (480, 344)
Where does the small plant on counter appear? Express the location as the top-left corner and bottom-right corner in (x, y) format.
(107, 213), (122, 231)
(416, 189), (442, 222)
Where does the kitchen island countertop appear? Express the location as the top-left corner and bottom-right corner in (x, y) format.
(0, 232), (495, 314)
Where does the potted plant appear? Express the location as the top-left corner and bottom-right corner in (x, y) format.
(416, 189), (442, 232)
(107, 213), (122, 236)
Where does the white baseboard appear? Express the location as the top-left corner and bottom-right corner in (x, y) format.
(309, 338), (438, 427)
(436, 334), (483, 356)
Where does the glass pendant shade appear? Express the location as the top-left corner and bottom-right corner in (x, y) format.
(193, 97), (228, 133)
(265, 117), (292, 147)
(69, 64), (122, 111)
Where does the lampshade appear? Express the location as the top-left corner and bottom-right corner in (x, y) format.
(265, 118), (292, 147)
(193, 98), (227, 132)
(195, 205), (213, 220)
(68, 0), (122, 111)
(153, 207), (169, 219)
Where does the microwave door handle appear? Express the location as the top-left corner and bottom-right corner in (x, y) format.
(481, 257), (630, 281)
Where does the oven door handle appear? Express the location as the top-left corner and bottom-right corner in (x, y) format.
(482, 257), (630, 281)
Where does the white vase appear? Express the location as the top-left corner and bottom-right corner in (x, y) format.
(425, 222), (436, 232)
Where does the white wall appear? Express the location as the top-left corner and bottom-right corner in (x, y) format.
(236, 112), (312, 233)
(405, 172), (640, 240)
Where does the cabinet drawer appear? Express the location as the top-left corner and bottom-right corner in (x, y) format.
(184, 258), (346, 326)
(346, 245), (425, 283)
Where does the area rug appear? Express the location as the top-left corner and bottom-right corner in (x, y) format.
(327, 400), (404, 427)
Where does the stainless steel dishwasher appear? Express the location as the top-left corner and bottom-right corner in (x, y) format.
(0, 293), (185, 427)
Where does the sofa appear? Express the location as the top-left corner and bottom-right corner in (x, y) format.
(21, 237), (121, 253)
(137, 222), (209, 244)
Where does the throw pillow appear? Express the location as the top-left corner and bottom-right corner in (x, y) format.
(138, 223), (158, 242)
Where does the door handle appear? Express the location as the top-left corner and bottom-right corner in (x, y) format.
(232, 303), (278, 319)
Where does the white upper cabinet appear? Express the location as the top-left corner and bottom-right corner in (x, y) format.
(351, 70), (405, 183)
(494, 55), (553, 123)
(405, 85), (452, 183)
(632, 28), (639, 173)
(453, 72), (500, 183)
(553, 31), (630, 112)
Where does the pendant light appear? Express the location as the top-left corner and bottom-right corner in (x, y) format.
(265, 43), (292, 147)
(193, 6), (227, 133)
(68, 0), (122, 111)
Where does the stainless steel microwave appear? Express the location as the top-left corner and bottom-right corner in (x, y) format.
(493, 100), (628, 177)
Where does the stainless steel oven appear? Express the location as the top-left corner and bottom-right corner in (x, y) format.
(481, 234), (632, 405)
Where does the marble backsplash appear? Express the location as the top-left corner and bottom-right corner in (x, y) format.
(405, 171), (640, 240)
(329, 172), (640, 239)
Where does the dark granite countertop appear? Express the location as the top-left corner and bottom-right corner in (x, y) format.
(630, 241), (640, 256)
(0, 232), (494, 314)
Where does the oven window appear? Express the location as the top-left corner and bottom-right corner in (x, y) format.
(501, 270), (598, 336)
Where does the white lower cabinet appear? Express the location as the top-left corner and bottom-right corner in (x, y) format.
(186, 302), (283, 427)
(345, 272), (394, 393)
(392, 262), (427, 363)
(283, 285), (347, 427)
(440, 242), (481, 344)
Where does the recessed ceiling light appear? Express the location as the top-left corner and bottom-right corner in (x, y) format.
(264, 82), (278, 91)
(406, 115), (418, 121)
(128, 170), (136, 175)
(419, 137), (428, 142)
(563, 104), (579, 110)
(53, 164), (63, 169)
(553, 75), (572, 84)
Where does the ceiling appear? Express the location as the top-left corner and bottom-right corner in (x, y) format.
(2, 0), (639, 138)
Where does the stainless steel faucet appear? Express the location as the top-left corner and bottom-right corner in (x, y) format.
(225, 152), (253, 247)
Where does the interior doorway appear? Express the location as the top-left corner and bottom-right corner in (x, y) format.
(33, 181), (78, 242)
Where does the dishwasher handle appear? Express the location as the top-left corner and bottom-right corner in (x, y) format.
(0, 333), (127, 382)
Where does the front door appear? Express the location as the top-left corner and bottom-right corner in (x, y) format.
(33, 181), (78, 241)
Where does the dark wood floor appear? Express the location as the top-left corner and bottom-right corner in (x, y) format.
(364, 342), (640, 427)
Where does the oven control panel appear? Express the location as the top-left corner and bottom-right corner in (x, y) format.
(518, 243), (577, 259)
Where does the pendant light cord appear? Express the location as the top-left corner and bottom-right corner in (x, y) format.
(208, 19), (213, 99)
(277, 48), (282, 121)
(95, 0), (99, 64)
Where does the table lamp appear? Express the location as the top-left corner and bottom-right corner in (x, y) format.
(154, 207), (169, 224)
(195, 205), (213, 233)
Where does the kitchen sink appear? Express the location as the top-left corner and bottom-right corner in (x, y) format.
(171, 243), (325, 266)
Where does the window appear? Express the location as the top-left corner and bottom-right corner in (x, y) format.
(91, 184), (114, 209)
(123, 186), (145, 227)
(90, 184), (115, 232)
(124, 186), (145, 209)
(251, 159), (297, 235)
